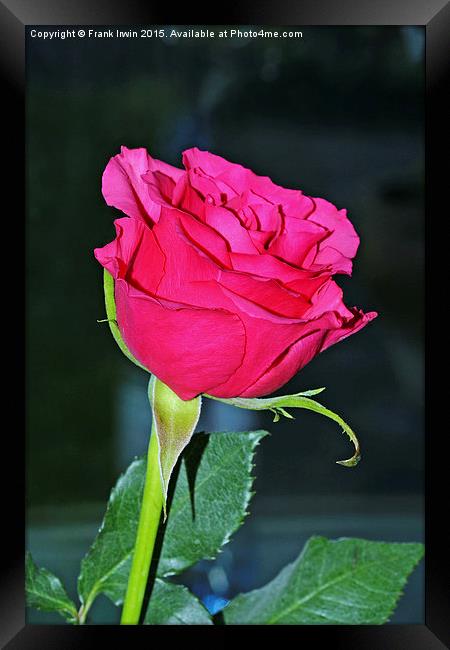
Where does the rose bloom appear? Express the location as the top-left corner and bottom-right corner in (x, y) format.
(95, 147), (377, 400)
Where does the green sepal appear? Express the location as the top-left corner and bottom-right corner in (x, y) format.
(150, 376), (202, 520)
(102, 268), (148, 371)
(206, 389), (360, 467)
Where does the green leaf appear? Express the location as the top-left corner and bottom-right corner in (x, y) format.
(158, 429), (268, 577)
(207, 390), (360, 467)
(150, 376), (202, 519)
(101, 268), (148, 371)
(77, 457), (145, 612)
(26, 552), (78, 623)
(144, 579), (212, 625)
(223, 536), (424, 625)
(77, 429), (267, 616)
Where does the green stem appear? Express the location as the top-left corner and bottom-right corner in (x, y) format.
(120, 418), (163, 624)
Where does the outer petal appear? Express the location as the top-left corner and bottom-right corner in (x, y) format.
(94, 217), (166, 294)
(141, 170), (178, 207)
(231, 307), (377, 398)
(305, 197), (360, 275)
(183, 147), (241, 180)
(207, 311), (341, 398)
(321, 308), (378, 351)
(114, 279), (246, 399)
(183, 148), (313, 212)
(238, 328), (329, 397)
(94, 217), (142, 278)
(303, 279), (355, 321)
(102, 146), (182, 223)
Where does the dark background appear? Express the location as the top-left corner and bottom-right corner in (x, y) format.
(26, 26), (424, 623)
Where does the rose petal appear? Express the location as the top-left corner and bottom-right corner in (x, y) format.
(207, 311), (341, 398)
(94, 217), (166, 294)
(102, 146), (182, 223)
(238, 329), (329, 398)
(309, 246), (354, 276)
(230, 251), (328, 288)
(150, 207), (232, 303)
(218, 273), (311, 320)
(229, 307), (376, 398)
(183, 147), (233, 177)
(176, 210), (232, 269)
(96, 146), (377, 402)
(303, 279), (355, 321)
(269, 220), (327, 267)
(204, 206), (260, 254)
(306, 197), (360, 274)
(172, 174), (206, 218)
(141, 170), (178, 207)
(183, 148), (312, 212)
(114, 279), (246, 399)
(322, 308), (378, 351)
(247, 201), (281, 234)
(248, 230), (271, 251)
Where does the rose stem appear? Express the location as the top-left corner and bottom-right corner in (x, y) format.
(120, 417), (163, 625)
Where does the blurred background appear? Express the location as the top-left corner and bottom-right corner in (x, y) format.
(26, 26), (424, 623)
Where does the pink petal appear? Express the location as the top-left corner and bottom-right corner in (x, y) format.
(114, 279), (246, 400)
(183, 148), (313, 213)
(186, 169), (229, 203)
(183, 147), (233, 177)
(248, 201), (281, 233)
(141, 170), (178, 207)
(172, 175), (206, 219)
(218, 273), (311, 320)
(309, 246), (354, 276)
(238, 328), (329, 397)
(102, 146), (182, 223)
(269, 220), (327, 267)
(322, 308), (378, 351)
(229, 307), (376, 398)
(306, 197), (360, 274)
(230, 251), (327, 287)
(94, 217), (166, 294)
(303, 279), (354, 321)
(150, 207), (229, 303)
(176, 210), (232, 269)
(207, 312), (340, 398)
(205, 206), (260, 254)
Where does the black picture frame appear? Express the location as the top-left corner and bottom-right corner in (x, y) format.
(2, 1), (448, 647)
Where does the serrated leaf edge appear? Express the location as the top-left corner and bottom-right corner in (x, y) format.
(223, 536), (424, 625)
(26, 552), (78, 622)
(157, 429), (269, 578)
(77, 457), (145, 609)
(144, 578), (213, 625)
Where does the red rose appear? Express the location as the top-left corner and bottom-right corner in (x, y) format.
(95, 147), (377, 400)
